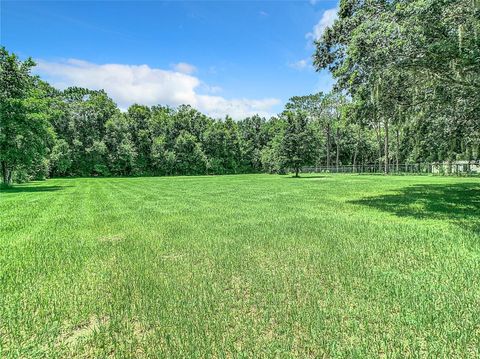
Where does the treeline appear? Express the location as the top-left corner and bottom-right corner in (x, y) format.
(2, 0), (479, 187)
(0, 48), (381, 183)
(313, 0), (480, 173)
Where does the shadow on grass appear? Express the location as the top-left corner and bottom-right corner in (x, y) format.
(350, 183), (480, 234)
(0, 185), (66, 193)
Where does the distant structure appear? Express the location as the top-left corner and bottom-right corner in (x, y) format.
(300, 161), (480, 175)
(431, 161), (480, 175)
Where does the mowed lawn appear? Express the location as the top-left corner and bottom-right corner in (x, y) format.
(1, 174), (479, 358)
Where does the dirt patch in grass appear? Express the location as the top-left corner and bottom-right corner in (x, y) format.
(58, 316), (109, 347)
(98, 234), (124, 243)
(159, 254), (184, 260)
(132, 319), (154, 340)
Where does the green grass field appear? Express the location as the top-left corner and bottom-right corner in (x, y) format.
(1, 174), (479, 358)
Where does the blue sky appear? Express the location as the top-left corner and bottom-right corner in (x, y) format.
(1, 0), (338, 118)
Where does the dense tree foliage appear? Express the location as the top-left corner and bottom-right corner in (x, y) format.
(1, 0), (479, 187)
(278, 111), (319, 177)
(313, 0), (480, 173)
(0, 48), (55, 184)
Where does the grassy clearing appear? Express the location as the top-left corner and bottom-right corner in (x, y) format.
(1, 174), (479, 358)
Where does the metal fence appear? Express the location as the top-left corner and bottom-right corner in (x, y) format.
(299, 161), (480, 175)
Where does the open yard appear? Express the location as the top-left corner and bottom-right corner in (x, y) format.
(1, 174), (479, 357)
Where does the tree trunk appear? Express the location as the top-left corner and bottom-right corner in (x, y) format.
(374, 123), (382, 173)
(335, 127), (340, 173)
(353, 127), (360, 173)
(326, 123), (331, 169)
(295, 167), (299, 177)
(396, 127), (400, 172)
(1, 161), (10, 185)
(384, 117), (389, 174)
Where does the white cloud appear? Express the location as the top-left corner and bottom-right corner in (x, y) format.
(289, 58), (312, 70)
(34, 59), (280, 119)
(197, 95), (279, 120)
(259, 11), (269, 16)
(200, 84), (223, 94)
(172, 62), (197, 74)
(309, 0), (319, 5)
(306, 8), (338, 42)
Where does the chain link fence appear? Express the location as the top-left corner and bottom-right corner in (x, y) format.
(299, 161), (480, 175)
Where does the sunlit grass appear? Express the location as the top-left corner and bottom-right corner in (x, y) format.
(1, 174), (479, 357)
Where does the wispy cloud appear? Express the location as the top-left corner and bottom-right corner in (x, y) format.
(306, 8), (338, 44)
(34, 59), (280, 119)
(288, 58), (312, 70)
(200, 84), (223, 94)
(259, 11), (269, 17)
(172, 62), (197, 74)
